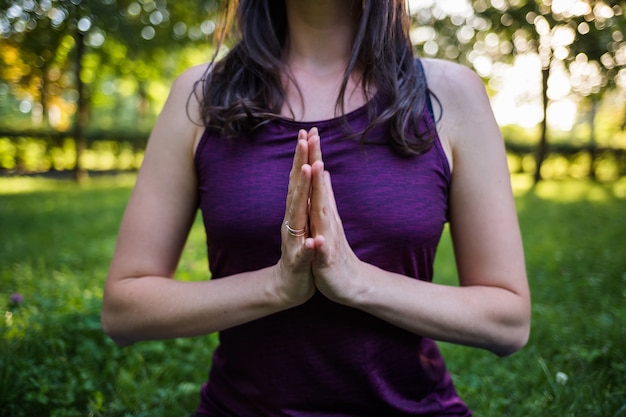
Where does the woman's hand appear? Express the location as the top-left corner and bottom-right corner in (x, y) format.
(306, 129), (365, 304)
(274, 130), (317, 307)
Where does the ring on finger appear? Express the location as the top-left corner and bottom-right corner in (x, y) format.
(284, 221), (307, 237)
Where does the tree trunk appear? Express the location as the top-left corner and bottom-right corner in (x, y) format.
(73, 31), (88, 182)
(588, 97), (598, 180)
(37, 73), (47, 127)
(534, 66), (550, 184)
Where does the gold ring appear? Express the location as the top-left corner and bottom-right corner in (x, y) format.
(284, 221), (307, 237)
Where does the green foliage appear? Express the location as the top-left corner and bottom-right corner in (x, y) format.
(2, 0), (626, 182)
(0, 0), (223, 136)
(0, 135), (147, 172)
(1, 174), (625, 416)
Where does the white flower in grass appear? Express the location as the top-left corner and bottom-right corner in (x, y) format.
(556, 371), (568, 385)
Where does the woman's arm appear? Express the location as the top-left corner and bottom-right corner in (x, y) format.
(101, 67), (317, 346)
(307, 59), (530, 357)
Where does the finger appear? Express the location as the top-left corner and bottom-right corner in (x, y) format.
(284, 163), (312, 239)
(307, 127), (323, 165)
(307, 127), (318, 141)
(323, 171), (342, 225)
(309, 160), (329, 237)
(286, 130), (309, 208)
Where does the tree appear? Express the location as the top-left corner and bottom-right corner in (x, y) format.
(565, 2), (626, 178)
(410, 0), (626, 182)
(0, 0), (223, 179)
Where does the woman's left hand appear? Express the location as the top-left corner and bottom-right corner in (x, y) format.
(306, 129), (365, 304)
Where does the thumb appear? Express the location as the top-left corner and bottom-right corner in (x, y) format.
(311, 235), (329, 266)
(293, 238), (316, 269)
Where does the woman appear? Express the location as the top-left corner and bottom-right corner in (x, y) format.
(102, 0), (531, 415)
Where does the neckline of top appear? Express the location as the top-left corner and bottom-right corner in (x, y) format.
(274, 90), (381, 129)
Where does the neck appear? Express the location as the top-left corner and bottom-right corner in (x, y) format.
(284, 0), (361, 74)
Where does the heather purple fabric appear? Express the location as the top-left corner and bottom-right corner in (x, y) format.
(193, 93), (471, 416)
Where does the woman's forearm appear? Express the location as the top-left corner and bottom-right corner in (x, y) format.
(345, 262), (530, 357)
(101, 265), (297, 346)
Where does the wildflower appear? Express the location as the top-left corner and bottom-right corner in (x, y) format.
(556, 372), (568, 385)
(10, 293), (23, 305)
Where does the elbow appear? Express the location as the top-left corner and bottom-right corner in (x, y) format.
(492, 317), (531, 358)
(101, 303), (135, 347)
(491, 288), (532, 357)
(101, 277), (142, 347)
(494, 331), (529, 358)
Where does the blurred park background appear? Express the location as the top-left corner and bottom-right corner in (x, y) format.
(1, 0), (625, 416)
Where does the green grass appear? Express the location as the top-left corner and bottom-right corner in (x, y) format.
(1, 174), (625, 416)
(435, 175), (626, 416)
(0, 174), (216, 417)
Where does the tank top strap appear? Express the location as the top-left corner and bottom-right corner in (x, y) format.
(414, 57), (435, 121)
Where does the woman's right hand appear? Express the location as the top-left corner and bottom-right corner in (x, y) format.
(274, 129), (317, 306)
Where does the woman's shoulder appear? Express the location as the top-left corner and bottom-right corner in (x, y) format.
(161, 63), (211, 121)
(170, 63), (211, 101)
(420, 58), (487, 107)
(133, 63), (211, 164)
(176, 63), (211, 83)
(419, 58), (500, 171)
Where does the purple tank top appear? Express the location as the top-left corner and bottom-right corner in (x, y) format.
(193, 92), (471, 416)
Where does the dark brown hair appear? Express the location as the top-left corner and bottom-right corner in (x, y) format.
(197, 0), (437, 156)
